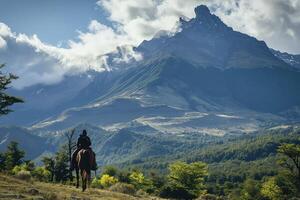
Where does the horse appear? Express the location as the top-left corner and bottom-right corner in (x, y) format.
(75, 148), (96, 191)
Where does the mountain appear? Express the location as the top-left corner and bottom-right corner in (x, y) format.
(24, 5), (299, 133)
(138, 5), (289, 70)
(271, 49), (300, 70)
(1, 69), (130, 127)
(0, 126), (54, 160)
(1, 5), (300, 139)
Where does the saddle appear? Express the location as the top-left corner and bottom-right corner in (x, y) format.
(74, 148), (97, 171)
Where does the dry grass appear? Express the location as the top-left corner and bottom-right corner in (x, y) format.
(0, 174), (161, 200)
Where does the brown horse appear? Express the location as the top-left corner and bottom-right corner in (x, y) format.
(75, 148), (96, 191)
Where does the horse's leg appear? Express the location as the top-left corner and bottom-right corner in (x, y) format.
(87, 170), (91, 189)
(76, 168), (79, 188)
(82, 170), (87, 192)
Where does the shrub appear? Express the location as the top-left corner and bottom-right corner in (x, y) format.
(109, 182), (136, 195)
(116, 170), (131, 183)
(159, 184), (196, 199)
(32, 167), (51, 181)
(15, 170), (31, 181)
(12, 165), (23, 175)
(129, 171), (149, 189)
(100, 174), (118, 188)
(11, 162), (35, 175)
(102, 166), (118, 177)
(91, 177), (102, 188)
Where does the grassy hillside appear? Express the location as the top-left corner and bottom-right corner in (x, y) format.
(0, 174), (159, 200)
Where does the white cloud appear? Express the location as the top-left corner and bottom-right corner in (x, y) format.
(1, 0), (300, 88)
(211, 0), (300, 54)
(0, 37), (7, 49)
(97, 0), (300, 54)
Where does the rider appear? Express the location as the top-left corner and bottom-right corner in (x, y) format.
(71, 130), (97, 170)
(77, 130), (91, 149)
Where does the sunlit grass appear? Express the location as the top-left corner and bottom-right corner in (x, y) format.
(0, 173), (160, 200)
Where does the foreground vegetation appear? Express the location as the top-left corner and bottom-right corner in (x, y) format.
(0, 173), (159, 200)
(0, 126), (300, 199)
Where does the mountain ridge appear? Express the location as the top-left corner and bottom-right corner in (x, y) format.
(1, 5), (300, 135)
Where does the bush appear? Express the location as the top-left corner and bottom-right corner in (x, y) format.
(116, 170), (131, 183)
(109, 183), (136, 195)
(32, 167), (51, 181)
(15, 170), (31, 181)
(102, 166), (118, 177)
(11, 162), (35, 175)
(100, 174), (118, 188)
(91, 177), (102, 188)
(12, 165), (23, 175)
(159, 184), (196, 199)
(129, 171), (148, 189)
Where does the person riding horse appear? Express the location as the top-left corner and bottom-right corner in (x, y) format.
(71, 130), (97, 171)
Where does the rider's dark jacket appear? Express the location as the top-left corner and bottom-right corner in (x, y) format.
(77, 135), (91, 149)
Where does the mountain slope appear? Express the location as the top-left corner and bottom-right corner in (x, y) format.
(271, 49), (300, 69)
(0, 126), (54, 160)
(29, 5), (300, 132)
(1, 5), (300, 135)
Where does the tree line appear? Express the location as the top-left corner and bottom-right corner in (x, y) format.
(0, 136), (299, 199)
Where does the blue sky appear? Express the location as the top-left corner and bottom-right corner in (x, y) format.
(0, 0), (109, 46)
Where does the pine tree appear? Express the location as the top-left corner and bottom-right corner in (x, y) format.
(4, 141), (25, 170)
(54, 145), (69, 182)
(0, 64), (23, 116)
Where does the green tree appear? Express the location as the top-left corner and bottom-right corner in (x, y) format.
(4, 141), (25, 171)
(42, 156), (55, 182)
(54, 145), (69, 182)
(261, 177), (282, 200)
(0, 64), (23, 116)
(0, 152), (5, 171)
(278, 143), (300, 181)
(164, 161), (208, 199)
(240, 179), (263, 200)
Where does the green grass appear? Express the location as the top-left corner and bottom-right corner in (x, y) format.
(0, 173), (160, 200)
